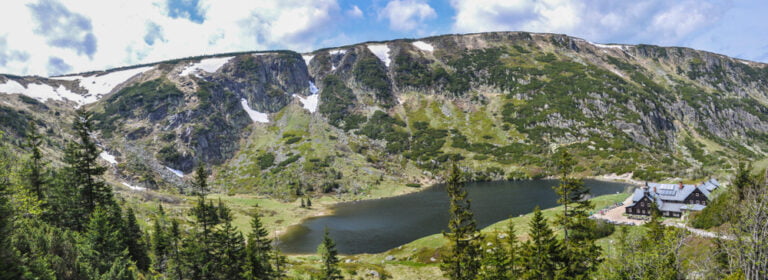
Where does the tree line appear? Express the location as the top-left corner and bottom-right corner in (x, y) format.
(440, 150), (768, 280)
(0, 110), (291, 280)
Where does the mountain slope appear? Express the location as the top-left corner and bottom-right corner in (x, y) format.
(1, 31), (767, 196)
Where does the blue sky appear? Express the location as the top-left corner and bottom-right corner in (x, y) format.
(0, 0), (765, 76)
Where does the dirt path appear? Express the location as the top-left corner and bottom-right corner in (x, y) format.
(591, 195), (647, 225)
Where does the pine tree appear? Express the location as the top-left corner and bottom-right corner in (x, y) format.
(45, 168), (85, 230)
(307, 196), (312, 208)
(84, 205), (129, 274)
(190, 164), (218, 242)
(505, 219), (522, 278)
(212, 204), (246, 279)
(318, 227), (342, 280)
(441, 163), (481, 280)
(99, 255), (137, 280)
(23, 121), (47, 201)
(123, 208), (150, 271)
(734, 162), (754, 201)
(477, 235), (510, 280)
(244, 208), (275, 279)
(183, 164), (221, 280)
(65, 109), (113, 219)
(167, 219), (184, 280)
(300, 198), (306, 208)
(0, 138), (23, 279)
(152, 205), (171, 273)
(552, 150), (601, 279)
(521, 207), (560, 280)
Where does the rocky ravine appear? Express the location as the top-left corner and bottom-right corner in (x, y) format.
(0, 31), (767, 197)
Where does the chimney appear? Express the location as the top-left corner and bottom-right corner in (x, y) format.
(679, 181), (684, 190)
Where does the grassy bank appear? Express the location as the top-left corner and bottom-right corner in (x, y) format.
(282, 193), (631, 279)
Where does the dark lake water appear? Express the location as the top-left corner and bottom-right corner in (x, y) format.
(277, 179), (630, 254)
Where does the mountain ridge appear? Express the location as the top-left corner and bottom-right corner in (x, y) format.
(0, 31), (767, 197)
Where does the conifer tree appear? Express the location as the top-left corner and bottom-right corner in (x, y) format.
(521, 207), (560, 280)
(68, 109), (112, 215)
(477, 235), (510, 280)
(318, 227), (342, 280)
(0, 139), (22, 279)
(123, 208), (150, 271)
(307, 196), (312, 208)
(167, 219), (184, 280)
(23, 121), (47, 201)
(212, 204), (246, 279)
(505, 219), (522, 278)
(244, 208), (275, 279)
(441, 163), (481, 280)
(46, 168), (85, 230)
(84, 205), (130, 275)
(152, 205), (171, 273)
(300, 198), (306, 208)
(552, 150), (601, 279)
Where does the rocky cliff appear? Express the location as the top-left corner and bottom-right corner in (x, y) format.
(1, 31), (766, 197)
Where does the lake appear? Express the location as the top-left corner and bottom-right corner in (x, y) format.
(277, 179), (631, 254)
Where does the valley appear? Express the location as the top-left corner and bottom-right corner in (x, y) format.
(1, 31), (768, 279)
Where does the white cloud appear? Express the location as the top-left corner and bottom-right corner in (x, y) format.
(450, 0), (728, 46)
(379, 0), (437, 32)
(347, 5), (363, 18)
(0, 0), (342, 76)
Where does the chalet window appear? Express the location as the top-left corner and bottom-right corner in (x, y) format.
(695, 193), (699, 197)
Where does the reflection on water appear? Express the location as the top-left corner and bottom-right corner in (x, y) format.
(278, 179), (631, 254)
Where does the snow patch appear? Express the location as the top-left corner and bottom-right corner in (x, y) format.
(293, 81), (320, 113)
(180, 57), (233, 77)
(367, 44), (391, 67)
(54, 66), (153, 102)
(122, 182), (146, 191)
(587, 41), (624, 50)
(302, 55), (314, 66)
(240, 98), (269, 123)
(0, 79), (89, 105)
(329, 49), (346, 56)
(295, 94), (319, 113)
(165, 166), (184, 177)
(99, 151), (118, 165)
(412, 41), (434, 52)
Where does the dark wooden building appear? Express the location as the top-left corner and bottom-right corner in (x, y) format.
(625, 178), (719, 218)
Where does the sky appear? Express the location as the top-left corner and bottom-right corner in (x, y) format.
(0, 0), (765, 77)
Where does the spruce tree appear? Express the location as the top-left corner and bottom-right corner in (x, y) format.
(307, 196), (312, 208)
(67, 109), (112, 217)
(552, 150), (601, 279)
(152, 205), (171, 273)
(212, 204), (246, 279)
(318, 227), (342, 280)
(84, 205), (130, 275)
(0, 139), (22, 279)
(441, 163), (481, 280)
(477, 235), (510, 280)
(244, 208), (274, 279)
(123, 208), (150, 271)
(167, 219), (184, 280)
(521, 207), (560, 280)
(23, 121), (47, 201)
(505, 219), (522, 278)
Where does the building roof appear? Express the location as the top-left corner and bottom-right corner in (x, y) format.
(627, 178), (719, 213)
